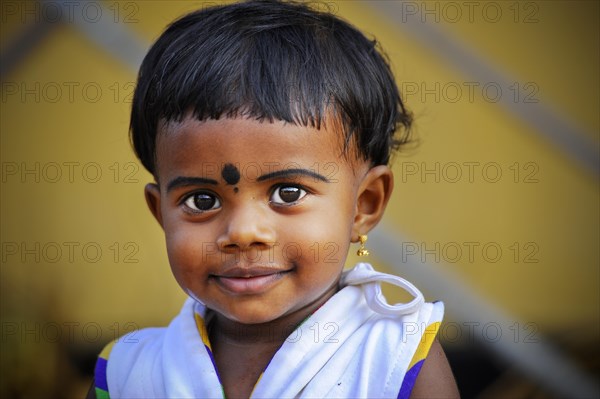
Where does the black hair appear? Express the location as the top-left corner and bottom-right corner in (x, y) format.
(130, 0), (413, 175)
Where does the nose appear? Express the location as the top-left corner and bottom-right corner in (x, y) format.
(216, 203), (276, 253)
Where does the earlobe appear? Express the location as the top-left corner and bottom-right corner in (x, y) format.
(352, 165), (394, 241)
(144, 183), (164, 228)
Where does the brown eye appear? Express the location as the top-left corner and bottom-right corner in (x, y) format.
(184, 193), (221, 212)
(271, 186), (307, 204)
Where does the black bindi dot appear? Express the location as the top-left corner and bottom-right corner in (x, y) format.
(233, 187), (239, 193)
(221, 163), (240, 185)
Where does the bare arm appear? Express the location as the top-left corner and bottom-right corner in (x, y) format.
(409, 339), (460, 398)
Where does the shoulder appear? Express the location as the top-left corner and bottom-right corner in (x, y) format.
(106, 327), (167, 365)
(392, 301), (459, 398)
(390, 301), (457, 398)
(91, 298), (199, 397)
(93, 327), (167, 398)
(409, 339), (460, 398)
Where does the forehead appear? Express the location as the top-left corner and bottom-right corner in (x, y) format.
(154, 117), (356, 181)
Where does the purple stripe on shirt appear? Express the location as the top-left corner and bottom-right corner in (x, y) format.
(397, 359), (425, 399)
(94, 357), (109, 391)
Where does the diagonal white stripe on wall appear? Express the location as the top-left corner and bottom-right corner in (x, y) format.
(366, 0), (599, 176)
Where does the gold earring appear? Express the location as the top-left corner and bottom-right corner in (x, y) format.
(357, 235), (370, 257)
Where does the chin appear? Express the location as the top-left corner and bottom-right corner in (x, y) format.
(224, 307), (285, 325)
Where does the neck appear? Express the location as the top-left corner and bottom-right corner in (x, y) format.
(208, 283), (339, 347)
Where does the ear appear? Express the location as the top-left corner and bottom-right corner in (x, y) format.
(144, 183), (164, 228)
(351, 165), (394, 241)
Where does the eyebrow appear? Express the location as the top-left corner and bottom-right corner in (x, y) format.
(166, 176), (218, 193)
(257, 168), (330, 183)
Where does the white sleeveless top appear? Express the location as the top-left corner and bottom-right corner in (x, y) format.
(94, 263), (444, 398)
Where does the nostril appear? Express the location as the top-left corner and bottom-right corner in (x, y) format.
(216, 213), (277, 252)
(222, 242), (239, 251)
(219, 241), (273, 256)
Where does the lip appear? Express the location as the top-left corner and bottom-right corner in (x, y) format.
(212, 266), (292, 295)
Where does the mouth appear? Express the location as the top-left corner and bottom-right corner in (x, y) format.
(212, 266), (292, 295)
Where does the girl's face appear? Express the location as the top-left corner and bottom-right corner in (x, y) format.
(147, 117), (369, 325)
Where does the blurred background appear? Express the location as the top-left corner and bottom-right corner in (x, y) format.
(1, 0), (598, 398)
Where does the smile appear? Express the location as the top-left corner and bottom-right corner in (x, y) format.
(212, 266), (292, 295)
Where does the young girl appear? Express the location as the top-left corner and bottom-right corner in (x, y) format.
(90, 1), (459, 397)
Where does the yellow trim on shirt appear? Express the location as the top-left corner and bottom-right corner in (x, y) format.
(407, 321), (440, 370)
(99, 340), (116, 360)
(195, 312), (213, 350)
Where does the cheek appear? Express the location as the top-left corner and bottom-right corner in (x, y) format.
(164, 224), (209, 277)
(280, 208), (352, 269)
(311, 198), (353, 239)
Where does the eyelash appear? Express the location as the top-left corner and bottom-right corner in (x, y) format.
(180, 184), (310, 213)
(269, 184), (309, 206)
(181, 191), (221, 214)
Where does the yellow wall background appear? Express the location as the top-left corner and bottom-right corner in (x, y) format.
(1, 1), (598, 397)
